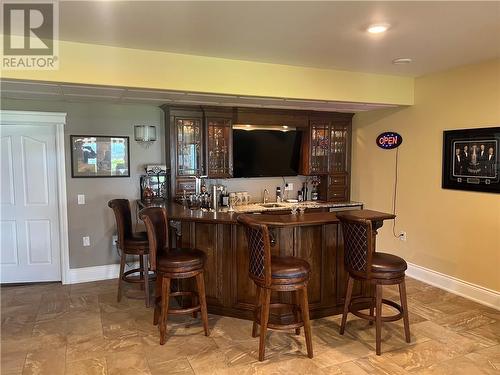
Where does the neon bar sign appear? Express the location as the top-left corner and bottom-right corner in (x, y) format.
(376, 132), (403, 149)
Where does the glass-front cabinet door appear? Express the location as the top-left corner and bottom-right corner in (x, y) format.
(176, 118), (203, 176)
(206, 118), (232, 178)
(310, 120), (330, 174)
(329, 123), (349, 173)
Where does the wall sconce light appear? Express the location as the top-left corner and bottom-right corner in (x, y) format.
(134, 125), (157, 148)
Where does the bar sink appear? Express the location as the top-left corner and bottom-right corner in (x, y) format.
(259, 203), (286, 208)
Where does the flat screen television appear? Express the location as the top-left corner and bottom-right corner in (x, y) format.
(233, 129), (302, 177)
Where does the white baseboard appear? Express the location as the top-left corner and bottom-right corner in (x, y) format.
(68, 261), (500, 311)
(406, 262), (500, 311)
(67, 262), (139, 284)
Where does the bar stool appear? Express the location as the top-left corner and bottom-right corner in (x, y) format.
(237, 214), (313, 362)
(139, 207), (209, 345)
(108, 199), (153, 307)
(336, 213), (411, 355)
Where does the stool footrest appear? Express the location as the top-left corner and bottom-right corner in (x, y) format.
(255, 302), (304, 330)
(155, 291), (201, 316)
(122, 268), (156, 283)
(349, 296), (403, 322)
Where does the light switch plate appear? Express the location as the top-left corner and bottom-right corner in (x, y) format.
(83, 236), (90, 247)
(77, 194), (85, 205)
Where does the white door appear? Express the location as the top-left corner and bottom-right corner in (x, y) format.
(1, 125), (61, 283)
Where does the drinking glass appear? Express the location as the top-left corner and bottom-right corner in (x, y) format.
(235, 192), (243, 206)
(242, 192), (250, 205)
(228, 192), (236, 212)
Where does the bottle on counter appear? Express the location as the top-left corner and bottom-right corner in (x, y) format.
(220, 187), (229, 207)
(211, 185), (219, 211)
(297, 190), (303, 202)
(302, 182), (308, 201)
(311, 189), (319, 201)
(276, 186), (282, 202)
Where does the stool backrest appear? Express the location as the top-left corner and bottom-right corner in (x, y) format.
(337, 215), (374, 278)
(108, 199), (133, 249)
(139, 207), (169, 271)
(237, 214), (272, 287)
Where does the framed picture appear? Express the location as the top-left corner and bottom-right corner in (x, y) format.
(70, 135), (130, 178)
(442, 127), (500, 193)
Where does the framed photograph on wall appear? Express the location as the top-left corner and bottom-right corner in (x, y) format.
(442, 127), (500, 193)
(70, 135), (130, 177)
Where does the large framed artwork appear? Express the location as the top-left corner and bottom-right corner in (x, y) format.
(442, 127), (500, 193)
(71, 135), (130, 177)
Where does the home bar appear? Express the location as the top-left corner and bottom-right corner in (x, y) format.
(2, 3), (498, 373)
(127, 104), (408, 358)
(139, 201), (396, 321)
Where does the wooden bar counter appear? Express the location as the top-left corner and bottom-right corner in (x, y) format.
(138, 201), (393, 320)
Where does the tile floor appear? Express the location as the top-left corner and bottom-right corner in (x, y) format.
(1, 277), (499, 374)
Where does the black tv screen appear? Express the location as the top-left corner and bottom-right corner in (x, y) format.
(233, 129), (302, 177)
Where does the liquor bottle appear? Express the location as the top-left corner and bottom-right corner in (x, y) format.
(276, 187), (282, 202)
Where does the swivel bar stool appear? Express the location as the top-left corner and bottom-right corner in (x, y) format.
(337, 212), (411, 355)
(108, 199), (153, 307)
(238, 214), (313, 361)
(139, 207), (209, 345)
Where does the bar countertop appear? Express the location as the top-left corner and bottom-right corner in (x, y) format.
(249, 209), (395, 227)
(137, 200), (392, 227)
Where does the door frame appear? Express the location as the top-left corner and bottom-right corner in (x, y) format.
(0, 110), (70, 284)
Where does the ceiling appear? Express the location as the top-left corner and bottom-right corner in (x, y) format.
(55, 1), (500, 77)
(0, 79), (397, 112)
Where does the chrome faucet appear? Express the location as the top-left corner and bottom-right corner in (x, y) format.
(263, 188), (270, 204)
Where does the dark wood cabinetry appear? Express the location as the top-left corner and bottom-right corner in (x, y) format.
(326, 118), (351, 202)
(301, 114), (352, 202)
(164, 106), (233, 196)
(163, 105), (352, 200)
(309, 119), (331, 175)
(175, 117), (203, 176)
(164, 106), (204, 196)
(204, 109), (233, 178)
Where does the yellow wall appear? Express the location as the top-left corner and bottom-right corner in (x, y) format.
(1, 40), (414, 105)
(352, 59), (500, 291)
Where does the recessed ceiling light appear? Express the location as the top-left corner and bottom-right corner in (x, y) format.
(392, 58), (413, 64)
(367, 24), (390, 34)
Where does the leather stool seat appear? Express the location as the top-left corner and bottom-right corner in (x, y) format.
(271, 256), (311, 284)
(372, 252), (407, 274)
(123, 231), (149, 251)
(157, 248), (206, 273)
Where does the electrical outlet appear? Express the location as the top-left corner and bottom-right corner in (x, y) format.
(82, 236), (90, 247)
(398, 231), (407, 241)
(112, 235), (118, 247)
(77, 194), (85, 205)
(285, 183), (294, 191)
